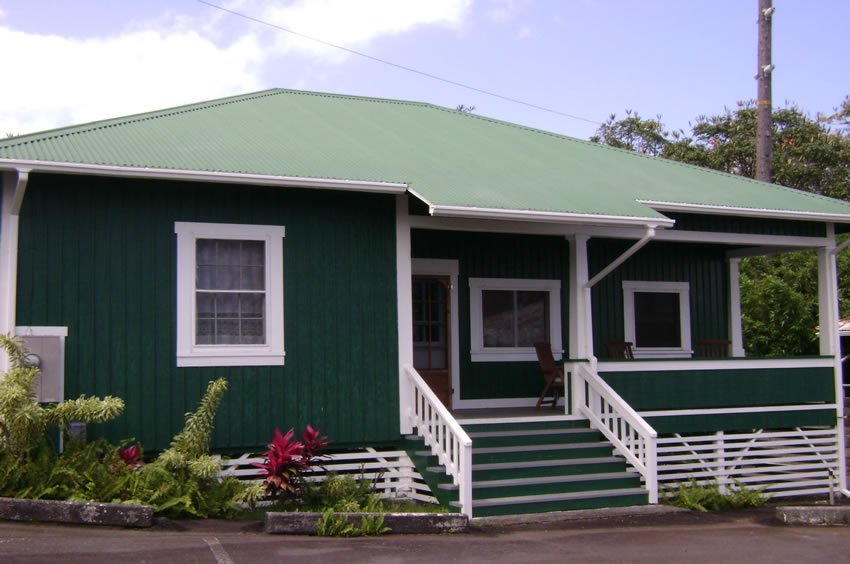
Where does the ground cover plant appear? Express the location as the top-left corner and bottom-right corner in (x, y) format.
(663, 478), (767, 512)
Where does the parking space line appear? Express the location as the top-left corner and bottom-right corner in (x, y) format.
(203, 537), (234, 564)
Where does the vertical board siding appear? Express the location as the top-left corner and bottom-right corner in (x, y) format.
(411, 229), (570, 400)
(666, 212), (826, 237)
(590, 239), (729, 356)
(16, 174), (399, 451)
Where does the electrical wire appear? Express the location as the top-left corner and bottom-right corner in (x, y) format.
(195, 0), (602, 126)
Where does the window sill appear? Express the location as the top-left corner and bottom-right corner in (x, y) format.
(177, 353), (285, 367)
(471, 349), (563, 363)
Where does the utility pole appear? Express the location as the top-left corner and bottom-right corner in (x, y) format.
(756, 0), (775, 183)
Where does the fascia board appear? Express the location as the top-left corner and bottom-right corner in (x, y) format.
(0, 159), (409, 194)
(640, 199), (850, 224)
(429, 204), (674, 228)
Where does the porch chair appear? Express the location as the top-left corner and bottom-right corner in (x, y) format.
(606, 341), (635, 359)
(533, 342), (564, 409)
(695, 339), (731, 358)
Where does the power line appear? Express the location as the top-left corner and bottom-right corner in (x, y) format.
(196, 0), (602, 126)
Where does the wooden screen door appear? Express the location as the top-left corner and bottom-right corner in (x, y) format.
(412, 275), (452, 409)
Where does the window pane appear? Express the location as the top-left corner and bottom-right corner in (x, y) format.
(215, 293), (239, 318)
(240, 319), (265, 344)
(215, 266), (239, 290)
(240, 293), (264, 317)
(216, 240), (240, 265)
(196, 293), (215, 319)
(241, 266), (265, 290)
(197, 319), (214, 344)
(197, 239), (216, 265)
(516, 291), (548, 346)
(241, 241), (264, 266)
(482, 290), (515, 347)
(634, 292), (681, 347)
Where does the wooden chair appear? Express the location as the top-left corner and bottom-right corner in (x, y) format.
(607, 341), (635, 359)
(695, 339), (731, 358)
(534, 342), (564, 409)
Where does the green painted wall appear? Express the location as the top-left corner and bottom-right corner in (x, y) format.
(602, 365), (836, 433)
(590, 240), (729, 356)
(665, 212), (826, 237)
(16, 173), (400, 452)
(411, 230), (569, 400)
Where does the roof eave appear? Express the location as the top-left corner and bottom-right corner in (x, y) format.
(0, 159), (409, 195)
(428, 204), (674, 228)
(641, 200), (850, 224)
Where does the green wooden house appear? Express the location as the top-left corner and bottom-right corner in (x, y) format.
(1, 89), (848, 516)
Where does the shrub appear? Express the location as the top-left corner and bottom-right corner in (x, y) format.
(664, 479), (767, 512)
(252, 425), (328, 502)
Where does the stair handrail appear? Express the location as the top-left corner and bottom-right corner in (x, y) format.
(404, 364), (473, 517)
(569, 359), (659, 503)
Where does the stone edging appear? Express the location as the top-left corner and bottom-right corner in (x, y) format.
(265, 511), (468, 534)
(775, 505), (850, 526)
(0, 497), (153, 528)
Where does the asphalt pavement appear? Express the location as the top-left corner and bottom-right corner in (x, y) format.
(0, 508), (848, 563)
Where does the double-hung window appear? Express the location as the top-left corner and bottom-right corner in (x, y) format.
(175, 222), (285, 367)
(469, 278), (562, 362)
(622, 281), (691, 358)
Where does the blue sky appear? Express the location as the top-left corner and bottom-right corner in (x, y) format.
(1, 0), (848, 140)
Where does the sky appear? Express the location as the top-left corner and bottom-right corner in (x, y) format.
(0, 0), (848, 141)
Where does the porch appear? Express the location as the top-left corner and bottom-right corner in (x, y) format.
(403, 354), (845, 517)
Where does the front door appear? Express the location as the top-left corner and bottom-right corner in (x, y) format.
(412, 275), (452, 409)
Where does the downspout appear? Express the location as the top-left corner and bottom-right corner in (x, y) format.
(584, 226), (657, 289)
(0, 169), (29, 371)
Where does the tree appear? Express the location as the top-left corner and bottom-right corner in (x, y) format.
(591, 99), (850, 356)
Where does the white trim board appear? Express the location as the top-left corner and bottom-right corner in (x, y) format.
(640, 403), (837, 418)
(596, 357), (835, 372)
(0, 159), (408, 195)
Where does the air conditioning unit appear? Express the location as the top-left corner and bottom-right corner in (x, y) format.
(15, 327), (67, 403)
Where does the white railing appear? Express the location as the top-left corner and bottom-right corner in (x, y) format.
(404, 364), (473, 517)
(569, 360), (659, 503)
(217, 449), (437, 504)
(656, 427), (842, 498)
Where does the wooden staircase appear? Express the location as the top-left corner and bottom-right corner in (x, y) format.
(406, 419), (648, 517)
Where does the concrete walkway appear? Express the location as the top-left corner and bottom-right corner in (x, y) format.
(0, 508), (849, 563)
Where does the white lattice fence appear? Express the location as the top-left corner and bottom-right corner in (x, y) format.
(216, 449), (437, 504)
(656, 427), (841, 498)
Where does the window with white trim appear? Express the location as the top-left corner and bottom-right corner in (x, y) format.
(469, 278), (562, 362)
(622, 281), (691, 358)
(175, 222), (285, 367)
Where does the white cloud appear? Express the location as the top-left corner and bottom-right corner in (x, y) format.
(0, 0), (474, 136)
(0, 25), (266, 136)
(516, 24), (534, 40)
(259, 0), (471, 60)
(486, 0), (528, 23)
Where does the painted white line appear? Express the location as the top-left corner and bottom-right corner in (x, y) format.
(204, 537), (235, 564)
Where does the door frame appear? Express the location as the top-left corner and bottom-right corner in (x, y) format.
(412, 259), (460, 408)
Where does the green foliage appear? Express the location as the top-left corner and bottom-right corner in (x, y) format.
(157, 378), (228, 480)
(664, 479), (767, 512)
(315, 508), (357, 536)
(0, 335), (124, 458)
(591, 99), (850, 356)
(299, 473), (379, 512)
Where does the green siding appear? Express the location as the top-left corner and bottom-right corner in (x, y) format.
(16, 173), (400, 451)
(602, 365), (836, 433)
(590, 240), (729, 356)
(600, 366), (835, 410)
(411, 230), (569, 400)
(666, 212), (826, 237)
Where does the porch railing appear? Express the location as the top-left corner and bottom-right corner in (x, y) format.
(569, 360), (659, 503)
(404, 364), (473, 517)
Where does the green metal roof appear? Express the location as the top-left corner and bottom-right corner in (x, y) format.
(3, 88), (850, 224)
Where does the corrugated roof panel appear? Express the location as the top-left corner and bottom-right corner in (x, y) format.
(2, 88), (850, 222)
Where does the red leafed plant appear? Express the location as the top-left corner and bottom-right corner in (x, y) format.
(253, 425), (329, 499)
(117, 443), (144, 471)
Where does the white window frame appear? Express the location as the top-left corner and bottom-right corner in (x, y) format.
(623, 280), (692, 359)
(469, 277), (562, 362)
(175, 221), (285, 367)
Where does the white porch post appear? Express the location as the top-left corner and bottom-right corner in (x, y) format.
(728, 258), (745, 357)
(0, 170), (28, 373)
(568, 234), (592, 360)
(817, 229), (847, 492)
(396, 195), (414, 435)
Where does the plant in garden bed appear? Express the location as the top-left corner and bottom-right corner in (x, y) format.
(663, 478), (768, 512)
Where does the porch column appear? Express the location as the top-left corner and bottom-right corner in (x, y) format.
(0, 170), (28, 373)
(728, 258), (745, 357)
(817, 237), (847, 491)
(396, 195), (414, 435)
(568, 234), (593, 359)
